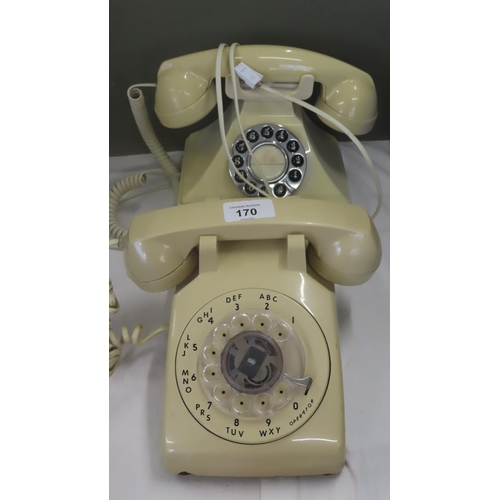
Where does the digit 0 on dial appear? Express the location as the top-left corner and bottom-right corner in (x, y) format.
(174, 290), (330, 444)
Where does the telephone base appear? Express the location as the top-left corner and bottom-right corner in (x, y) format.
(178, 98), (351, 205)
(161, 239), (345, 477)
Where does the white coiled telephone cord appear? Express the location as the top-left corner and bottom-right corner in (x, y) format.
(109, 170), (171, 247)
(109, 173), (170, 374)
(109, 82), (181, 247)
(109, 279), (169, 376)
(126, 84), (181, 194)
(109, 84), (176, 371)
(109, 172), (148, 243)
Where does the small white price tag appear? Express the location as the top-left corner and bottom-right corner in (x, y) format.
(223, 199), (275, 222)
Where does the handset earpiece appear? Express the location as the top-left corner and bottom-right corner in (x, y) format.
(306, 214), (381, 286)
(314, 77), (378, 136)
(124, 236), (198, 293)
(154, 66), (217, 128)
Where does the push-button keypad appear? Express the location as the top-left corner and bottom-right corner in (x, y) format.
(229, 124), (307, 198)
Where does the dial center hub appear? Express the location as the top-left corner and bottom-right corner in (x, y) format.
(249, 145), (287, 181)
(220, 330), (284, 394)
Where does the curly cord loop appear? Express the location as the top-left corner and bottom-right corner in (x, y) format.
(127, 85), (180, 194)
(109, 172), (148, 242)
(109, 280), (168, 376)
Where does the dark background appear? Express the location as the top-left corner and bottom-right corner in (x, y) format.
(109, 0), (390, 157)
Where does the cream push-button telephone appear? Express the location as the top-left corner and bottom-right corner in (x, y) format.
(110, 44), (382, 477)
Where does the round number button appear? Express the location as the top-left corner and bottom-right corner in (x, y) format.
(235, 141), (247, 153)
(273, 184), (287, 197)
(261, 126), (273, 139)
(246, 130), (259, 143)
(244, 182), (257, 195)
(287, 140), (299, 153)
(291, 154), (304, 167)
(232, 155), (244, 168)
(275, 129), (288, 142)
(235, 170), (247, 183)
(288, 169), (302, 182)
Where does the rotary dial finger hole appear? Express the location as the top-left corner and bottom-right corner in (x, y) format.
(252, 314), (272, 331)
(233, 393), (252, 414)
(254, 393), (272, 413)
(203, 344), (220, 362)
(273, 381), (292, 402)
(214, 382), (233, 402)
(231, 315), (252, 332)
(270, 323), (290, 342)
(203, 364), (222, 384)
(213, 324), (231, 344)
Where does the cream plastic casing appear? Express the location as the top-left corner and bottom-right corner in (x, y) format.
(122, 45), (382, 477)
(162, 236), (345, 476)
(173, 76), (362, 205)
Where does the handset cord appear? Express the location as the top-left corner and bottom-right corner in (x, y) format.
(215, 44), (270, 198)
(109, 278), (169, 376)
(109, 172), (148, 243)
(109, 170), (170, 374)
(126, 84), (181, 195)
(228, 43), (272, 196)
(110, 81), (181, 375)
(109, 169), (170, 246)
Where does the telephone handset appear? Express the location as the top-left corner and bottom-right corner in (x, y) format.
(154, 45), (377, 134)
(113, 44), (382, 478)
(125, 198), (380, 292)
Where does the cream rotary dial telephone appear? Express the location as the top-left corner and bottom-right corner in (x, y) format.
(110, 44), (382, 478)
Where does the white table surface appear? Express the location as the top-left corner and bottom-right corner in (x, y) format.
(109, 141), (390, 499)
